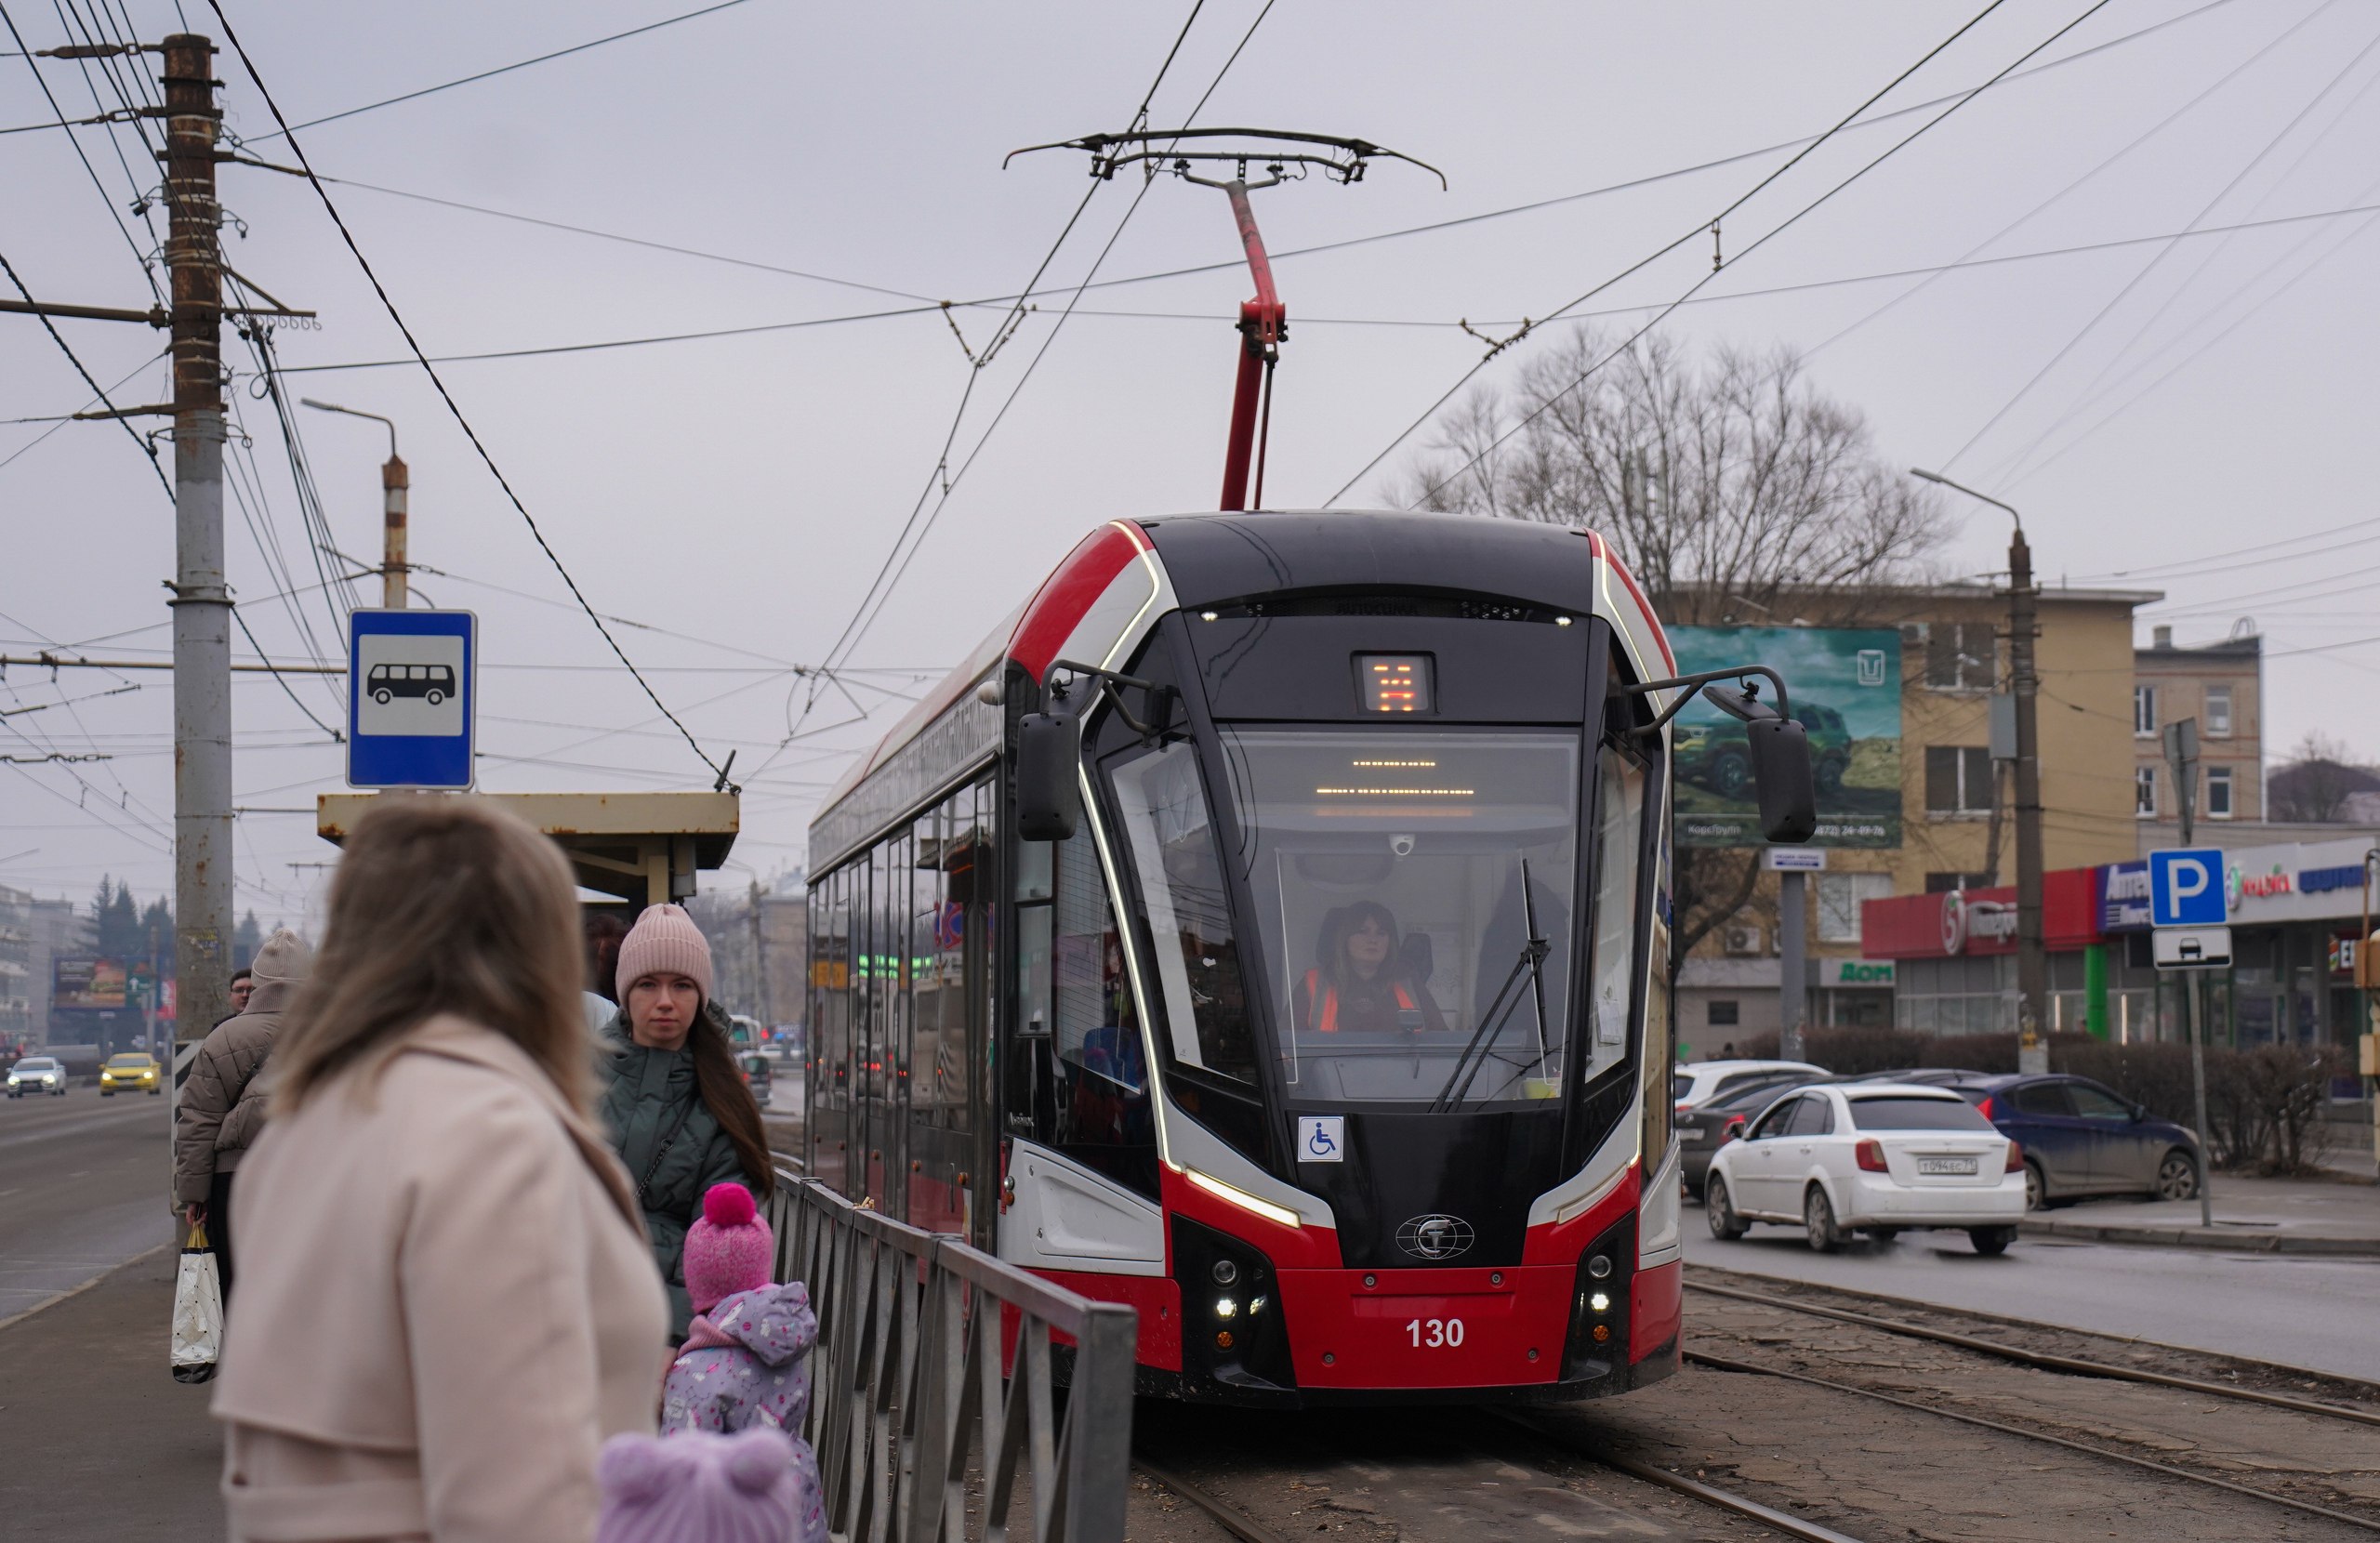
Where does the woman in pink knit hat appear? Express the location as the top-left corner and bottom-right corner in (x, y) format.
(595, 903), (773, 1339)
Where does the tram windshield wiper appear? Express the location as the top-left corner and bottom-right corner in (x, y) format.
(1430, 858), (1551, 1114)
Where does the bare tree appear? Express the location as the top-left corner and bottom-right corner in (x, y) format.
(1394, 329), (1949, 977)
(2268, 732), (2380, 824)
(1393, 328), (1946, 624)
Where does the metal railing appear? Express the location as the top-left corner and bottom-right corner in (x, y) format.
(767, 1169), (1139, 1543)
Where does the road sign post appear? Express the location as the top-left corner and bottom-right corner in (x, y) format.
(2149, 846), (2224, 1228)
(347, 610), (477, 790)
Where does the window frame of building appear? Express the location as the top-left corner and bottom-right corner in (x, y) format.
(2207, 764), (2234, 820)
(1924, 745), (1993, 817)
(2133, 684), (2158, 737)
(1919, 621), (1998, 692)
(1707, 998), (1739, 1027)
(2135, 765), (2158, 818)
(2204, 685), (2232, 738)
(1816, 872), (1896, 943)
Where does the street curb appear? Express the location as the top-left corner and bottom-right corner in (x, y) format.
(2019, 1217), (2380, 1257)
(0, 1242), (172, 1337)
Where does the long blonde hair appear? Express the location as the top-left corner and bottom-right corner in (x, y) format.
(274, 796), (591, 1114)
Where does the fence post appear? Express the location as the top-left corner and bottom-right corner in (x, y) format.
(1058, 1304), (1138, 1543)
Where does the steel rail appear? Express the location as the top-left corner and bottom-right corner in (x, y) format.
(1688, 1349), (2380, 1536)
(1132, 1457), (1296, 1543)
(1491, 1411), (1874, 1543)
(1686, 1279), (2380, 1429)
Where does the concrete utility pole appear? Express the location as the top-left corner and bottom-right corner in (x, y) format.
(165, 33), (231, 1042)
(299, 400), (406, 606)
(747, 878), (770, 1026)
(1913, 469), (2047, 1072)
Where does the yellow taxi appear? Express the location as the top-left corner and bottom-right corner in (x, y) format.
(99, 1051), (161, 1096)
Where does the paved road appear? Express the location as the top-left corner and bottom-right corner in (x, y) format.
(0, 1088), (174, 1321)
(1684, 1207), (2380, 1381)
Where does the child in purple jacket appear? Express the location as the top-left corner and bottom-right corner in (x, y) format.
(662, 1183), (825, 1543)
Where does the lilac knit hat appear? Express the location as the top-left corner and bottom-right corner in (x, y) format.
(684, 1182), (774, 1316)
(595, 1428), (798, 1543)
(616, 903), (713, 1004)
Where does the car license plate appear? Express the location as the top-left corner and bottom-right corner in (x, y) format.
(1917, 1157), (1978, 1176)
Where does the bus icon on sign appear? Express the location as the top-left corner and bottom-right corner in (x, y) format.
(367, 662), (456, 706)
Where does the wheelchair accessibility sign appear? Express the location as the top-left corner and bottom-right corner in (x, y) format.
(1296, 1114), (1344, 1163)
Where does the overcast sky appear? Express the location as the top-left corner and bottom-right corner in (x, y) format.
(6, 0), (2376, 926)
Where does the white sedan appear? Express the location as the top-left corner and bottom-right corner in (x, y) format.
(1702, 1082), (2026, 1255)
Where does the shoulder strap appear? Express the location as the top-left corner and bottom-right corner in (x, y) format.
(635, 1093), (701, 1211)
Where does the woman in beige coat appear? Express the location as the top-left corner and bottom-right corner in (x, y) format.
(212, 798), (668, 1543)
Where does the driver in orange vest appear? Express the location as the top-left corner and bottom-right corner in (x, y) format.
(1296, 902), (1449, 1035)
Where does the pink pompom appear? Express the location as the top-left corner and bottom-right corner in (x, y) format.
(703, 1182), (757, 1228)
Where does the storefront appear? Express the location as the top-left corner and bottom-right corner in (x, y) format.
(2206, 837), (2376, 1062)
(1860, 870), (2104, 1035)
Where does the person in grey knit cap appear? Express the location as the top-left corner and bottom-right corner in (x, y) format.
(174, 927), (311, 1299)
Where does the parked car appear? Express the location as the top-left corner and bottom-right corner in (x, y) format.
(1844, 1067), (1990, 1087)
(1673, 1059), (1827, 1111)
(738, 1051), (774, 1101)
(1680, 1074), (1831, 1199)
(1950, 1073), (2202, 1209)
(1702, 1082), (2027, 1254)
(7, 1055), (67, 1097)
(1676, 700), (1854, 796)
(99, 1051), (162, 1096)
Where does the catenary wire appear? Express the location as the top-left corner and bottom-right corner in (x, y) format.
(245, 0), (760, 140)
(204, 0), (734, 789)
(1325, 0), (2030, 507)
(0, 347), (162, 471)
(0, 244), (168, 487)
(0, 0), (161, 298)
(1937, 13), (2380, 472)
(1390, 0), (2120, 513)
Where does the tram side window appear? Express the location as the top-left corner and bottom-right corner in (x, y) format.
(808, 865), (853, 1186)
(1106, 741), (1258, 1086)
(1586, 743), (1647, 1073)
(912, 788), (982, 1130)
(1011, 811), (1156, 1192)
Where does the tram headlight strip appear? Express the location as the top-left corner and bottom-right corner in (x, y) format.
(1177, 1166), (1302, 1230)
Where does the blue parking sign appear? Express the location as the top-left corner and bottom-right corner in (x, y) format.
(2149, 847), (2226, 928)
(347, 609), (476, 790)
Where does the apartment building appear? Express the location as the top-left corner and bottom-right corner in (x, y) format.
(2133, 623), (2262, 829)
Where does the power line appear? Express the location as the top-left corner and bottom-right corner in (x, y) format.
(1382, 0), (2120, 513)
(0, 244), (167, 487)
(246, 0), (760, 140)
(0, 0), (160, 297)
(1937, 11), (2380, 472)
(205, 0), (734, 789)
(1326, 0), (2030, 507)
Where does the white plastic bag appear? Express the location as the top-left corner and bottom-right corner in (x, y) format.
(171, 1222), (222, 1384)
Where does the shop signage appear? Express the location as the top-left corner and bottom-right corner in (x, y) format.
(2096, 861), (2152, 932)
(1941, 889), (2016, 955)
(1831, 959), (1896, 985)
(2298, 864), (2364, 895)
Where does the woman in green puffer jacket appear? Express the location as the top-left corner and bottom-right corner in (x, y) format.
(597, 903), (774, 1338)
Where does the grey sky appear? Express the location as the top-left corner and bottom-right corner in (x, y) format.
(5, 0), (2374, 925)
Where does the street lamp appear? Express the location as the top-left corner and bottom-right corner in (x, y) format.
(1911, 468), (2048, 1074)
(299, 399), (409, 610)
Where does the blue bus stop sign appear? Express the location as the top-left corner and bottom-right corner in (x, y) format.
(2149, 847), (2227, 928)
(347, 609), (476, 789)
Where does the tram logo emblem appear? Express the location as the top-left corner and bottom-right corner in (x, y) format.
(1395, 1214), (1474, 1261)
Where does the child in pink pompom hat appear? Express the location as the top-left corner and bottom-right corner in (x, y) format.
(664, 1183), (825, 1541)
(596, 1427), (814, 1543)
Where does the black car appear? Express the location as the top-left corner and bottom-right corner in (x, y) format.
(1677, 1073), (1831, 1199)
(737, 1051), (774, 1102)
(1953, 1073), (2202, 1210)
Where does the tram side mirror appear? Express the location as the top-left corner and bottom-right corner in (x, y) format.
(1015, 711), (1081, 841)
(1749, 718), (1818, 845)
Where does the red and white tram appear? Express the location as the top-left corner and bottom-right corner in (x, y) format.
(801, 509), (1816, 1405)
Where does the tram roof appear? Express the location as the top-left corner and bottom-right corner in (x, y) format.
(813, 509), (1665, 835)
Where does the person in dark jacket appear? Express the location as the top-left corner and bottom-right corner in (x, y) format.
(174, 930), (310, 1299)
(598, 903), (773, 1337)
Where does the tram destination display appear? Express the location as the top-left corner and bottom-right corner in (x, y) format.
(1667, 626), (1902, 849)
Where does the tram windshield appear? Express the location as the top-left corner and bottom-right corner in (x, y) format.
(1212, 728), (1589, 1108)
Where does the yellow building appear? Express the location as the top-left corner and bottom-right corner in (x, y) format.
(1671, 583), (2157, 1052)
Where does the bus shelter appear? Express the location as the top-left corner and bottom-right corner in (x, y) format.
(315, 790), (739, 910)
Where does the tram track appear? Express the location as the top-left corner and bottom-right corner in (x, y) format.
(1686, 1275), (2380, 1429)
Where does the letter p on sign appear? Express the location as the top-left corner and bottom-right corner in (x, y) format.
(2150, 848), (2228, 928)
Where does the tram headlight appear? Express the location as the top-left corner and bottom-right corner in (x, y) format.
(1587, 1254), (1613, 1280)
(1590, 1292), (1610, 1313)
(1214, 1298), (1237, 1320)
(1210, 1259), (1237, 1286)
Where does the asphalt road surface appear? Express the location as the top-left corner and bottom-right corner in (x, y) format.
(1683, 1208), (2380, 1382)
(0, 1088), (173, 1322)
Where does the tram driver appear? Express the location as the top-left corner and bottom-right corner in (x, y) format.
(1295, 902), (1449, 1035)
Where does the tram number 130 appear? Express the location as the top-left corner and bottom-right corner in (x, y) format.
(1406, 1317), (1465, 1349)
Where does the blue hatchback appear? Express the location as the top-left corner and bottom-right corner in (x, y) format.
(1949, 1075), (2202, 1210)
